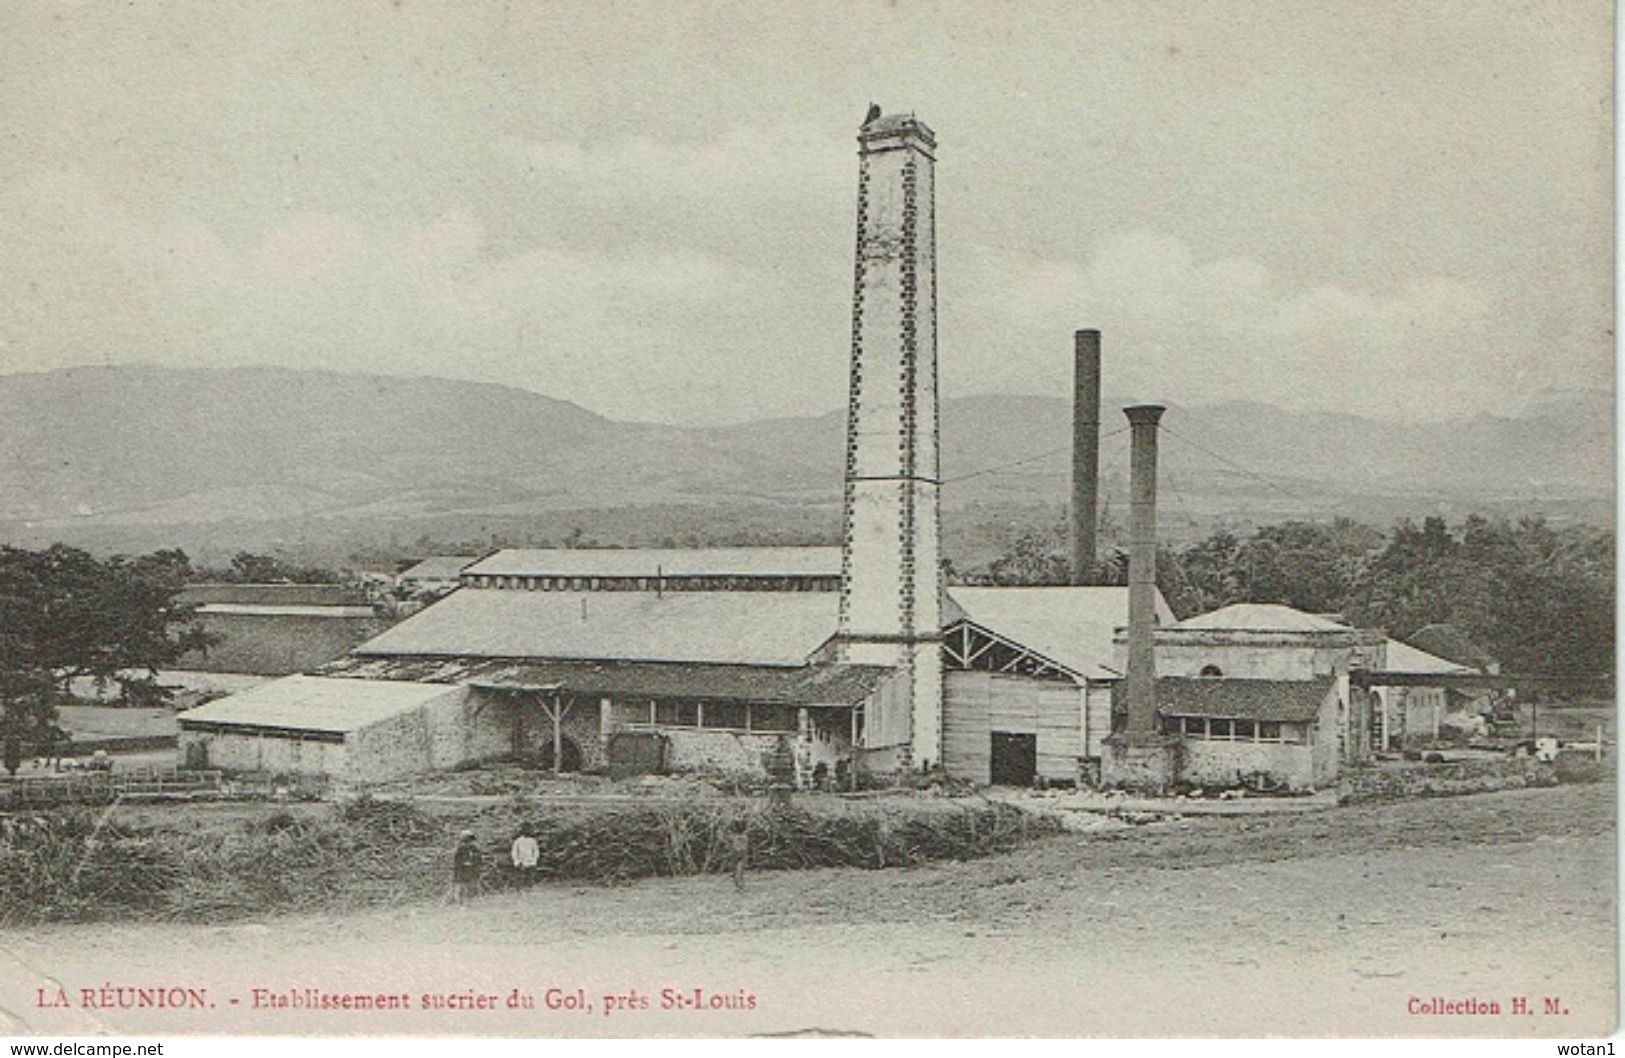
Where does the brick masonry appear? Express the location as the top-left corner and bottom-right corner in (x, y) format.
(836, 112), (944, 771)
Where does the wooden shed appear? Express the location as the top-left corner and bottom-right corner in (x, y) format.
(940, 586), (1173, 786)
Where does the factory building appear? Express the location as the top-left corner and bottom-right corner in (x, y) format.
(178, 550), (1165, 787)
(1110, 603), (1367, 791)
(175, 583), (395, 677)
(1101, 601), (1478, 791)
(177, 110), (1174, 789)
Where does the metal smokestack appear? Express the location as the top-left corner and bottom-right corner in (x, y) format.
(1122, 404), (1165, 735)
(1069, 329), (1101, 584)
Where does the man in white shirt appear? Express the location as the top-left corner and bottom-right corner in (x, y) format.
(510, 825), (540, 884)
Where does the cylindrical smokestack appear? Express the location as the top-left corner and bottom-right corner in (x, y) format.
(1123, 404), (1165, 735)
(1069, 329), (1101, 584)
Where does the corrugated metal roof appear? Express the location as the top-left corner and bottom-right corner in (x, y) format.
(197, 603), (378, 618)
(352, 589), (838, 666)
(945, 586), (1174, 680)
(1176, 603), (1351, 633)
(318, 655), (496, 682)
(1155, 676), (1334, 722)
(464, 547), (842, 579)
(1406, 623), (1498, 671)
(317, 655), (889, 707)
(467, 660), (892, 706)
(179, 583), (368, 606)
(1384, 638), (1473, 675)
(177, 674), (459, 734)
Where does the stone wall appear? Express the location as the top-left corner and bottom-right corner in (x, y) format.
(347, 704), (435, 782)
(1313, 683), (1341, 782)
(508, 695), (606, 769)
(855, 742), (909, 778)
(1136, 639), (1347, 682)
(1100, 735), (1180, 793)
(1338, 757), (1558, 804)
(344, 685), (513, 783)
(660, 728), (783, 774)
(1181, 738), (1317, 791)
(179, 728), (347, 779)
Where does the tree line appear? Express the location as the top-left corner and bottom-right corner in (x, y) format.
(976, 514), (1614, 678)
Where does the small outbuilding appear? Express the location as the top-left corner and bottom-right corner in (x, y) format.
(177, 674), (493, 783)
(1153, 675), (1339, 791)
(176, 583), (394, 676)
(1373, 638), (1473, 749)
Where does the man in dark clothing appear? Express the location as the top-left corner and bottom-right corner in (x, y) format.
(450, 830), (482, 904)
(729, 818), (749, 893)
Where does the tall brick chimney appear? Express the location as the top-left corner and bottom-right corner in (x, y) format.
(1069, 329), (1102, 584)
(834, 109), (943, 772)
(1100, 402), (1178, 792)
(1122, 403), (1165, 734)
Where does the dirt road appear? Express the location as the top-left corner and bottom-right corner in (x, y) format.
(2, 784), (1614, 1037)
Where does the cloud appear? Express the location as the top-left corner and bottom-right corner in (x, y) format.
(0, 165), (1549, 427)
(508, 122), (853, 204)
(949, 230), (1500, 420)
(0, 168), (826, 422)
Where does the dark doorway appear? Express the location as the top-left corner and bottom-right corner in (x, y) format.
(990, 731), (1037, 786)
(538, 735), (584, 773)
(606, 731), (668, 778)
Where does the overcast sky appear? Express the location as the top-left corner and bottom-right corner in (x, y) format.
(0, 0), (1611, 424)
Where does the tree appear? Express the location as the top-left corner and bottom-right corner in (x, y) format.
(1228, 520), (1370, 615)
(985, 529), (1069, 585)
(0, 546), (214, 729)
(0, 547), (78, 743)
(1156, 514), (1612, 680)
(1160, 530), (1242, 618)
(1340, 515), (1613, 677)
(218, 551), (341, 584)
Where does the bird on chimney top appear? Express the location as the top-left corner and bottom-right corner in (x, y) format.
(863, 103), (881, 127)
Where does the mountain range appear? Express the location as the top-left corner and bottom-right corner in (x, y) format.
(0, 365), (1610, 566)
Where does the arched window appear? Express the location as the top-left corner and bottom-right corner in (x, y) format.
(1199, 664), (1223, 677)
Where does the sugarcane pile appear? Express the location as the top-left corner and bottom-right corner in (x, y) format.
(0, 799), (451, 926)
(491, 800), (1059, 884)
(0, 811), (181, 924)
(1, 797), (1059, 925)
(163, 803), (447, 920)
